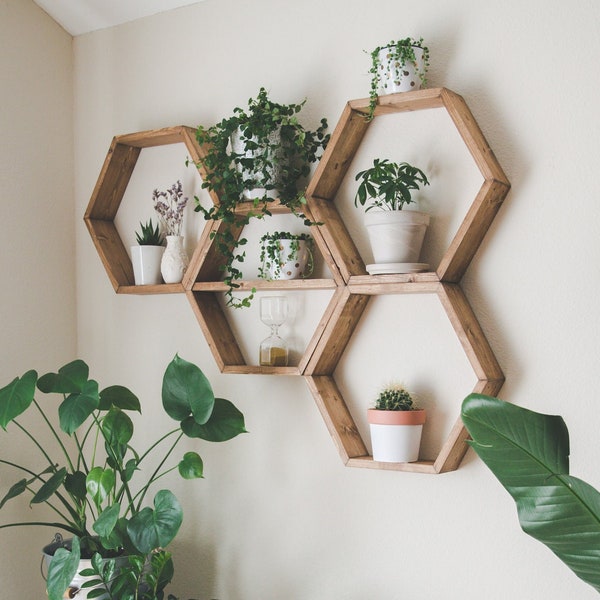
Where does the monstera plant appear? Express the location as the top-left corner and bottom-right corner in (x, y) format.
(462, 394), (600, 594)
(0, 354), (246, 600)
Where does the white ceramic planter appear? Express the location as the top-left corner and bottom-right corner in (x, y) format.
(364, 210), (430, 264)
(377, 45), (425, 95)
(368, 408), (426, 463)
(262, 239), (313, 280)
(131, 245), (164, 285)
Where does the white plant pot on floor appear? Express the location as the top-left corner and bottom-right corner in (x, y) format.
(364, 210), (430, 265)
(367, 408), (426, 463)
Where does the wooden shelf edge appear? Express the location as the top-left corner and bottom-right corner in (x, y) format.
(191, 279), (337, 292)
(223, 365), (301, 376)
(346, 456), (439, 474)
(116, 283), (185, 295)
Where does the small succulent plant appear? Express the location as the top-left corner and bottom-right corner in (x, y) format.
(374, 384), (415, 411)
(135, 218), (164, 245)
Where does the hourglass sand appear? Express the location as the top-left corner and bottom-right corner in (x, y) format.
(259, 296), (289, 366)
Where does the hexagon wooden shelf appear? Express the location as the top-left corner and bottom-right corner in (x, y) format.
(84, 125), (212, 294)
(85, 88), (510, 473)
(305, 87), (511, 282)
(304, 282), (504, 474)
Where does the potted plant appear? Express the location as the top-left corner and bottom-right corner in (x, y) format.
(354, 158), (430, 273)
(192, 88), (329, 308)
(367, 384), (426, 463)
(461, 394), (600, 594)
(153, 180), (189, 284)
(131, 218), (165, 286)
(0, 354), (246, 600)
(258, 231), (314, 280)
(367, 36), (430, 120)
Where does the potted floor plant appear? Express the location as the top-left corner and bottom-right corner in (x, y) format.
(0, 354), (246, 600)
(258, 231), (314, 281)
(461, 394), (600, 594)
(193, 88), (329, 308)
(131, 219), (165, 286)
(367, 36), (430, 120)
(368, 384), (426, 463)
(354, 158), (430, 273)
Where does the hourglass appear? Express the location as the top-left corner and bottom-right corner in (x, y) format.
(259, 296), (289, 366)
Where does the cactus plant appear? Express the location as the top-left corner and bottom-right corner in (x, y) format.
(374, 384), (415, 411)
(135, 218), (164, 246)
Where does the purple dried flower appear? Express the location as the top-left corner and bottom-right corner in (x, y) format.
(152, 180), (188, 236)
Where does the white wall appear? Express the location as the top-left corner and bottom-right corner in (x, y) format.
(3, 0), (597, 598)
(0, 0), (75, 597)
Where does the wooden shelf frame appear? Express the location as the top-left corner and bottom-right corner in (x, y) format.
(84, 125), (211, 294)
(84, 88), (509, 473)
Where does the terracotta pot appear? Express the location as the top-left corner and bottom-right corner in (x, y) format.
(367, 408), (426, 463)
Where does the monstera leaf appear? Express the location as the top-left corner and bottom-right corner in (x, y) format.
(461, 394), (600, 593)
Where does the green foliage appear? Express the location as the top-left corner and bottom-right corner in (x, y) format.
(135, 219), (164, 246)
(367, 36), (430, 120)
(193, 88), (329, 308)
(258, 231), (314, 280)
(354, 158), (429, 211)
(0, 354), (246, 599)
(374, 384), (414, 411)
(461, 394), (600, 594)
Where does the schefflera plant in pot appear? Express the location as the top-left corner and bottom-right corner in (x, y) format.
(367, 36), (430, 120)
(258, 231), (314, 281)
(131, 218), (165, 286)
(193, 88), (329, 308)
(0, 354), (246, 600)
(367, 384), (426, 463)
(354, 158), (430, 274)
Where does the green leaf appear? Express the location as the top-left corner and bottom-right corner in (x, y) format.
(93, 502), (121, 538)
(46, 536), (81, 600)
(178, 451), (204, 479)
(31, 467), (66, 504)
(0, 370), (37, 429)
(101, 408), (133, 446)
(127, 489), (183, 554)
(0, 478), (27, 508)
(58, 379), (100, 435)
(181, 398), (247, 442)
(162, 354), (215, 424)
(64, 470), (87, 502)
(461, 394), (600, 593)
(38, 360), (89, 394)
(99, 385), (141, 412)
(86, 466), (115, 508)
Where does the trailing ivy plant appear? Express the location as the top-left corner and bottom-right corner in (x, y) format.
(258, 231), (314, 280)
(367, 37), (430, 120)
(0, 355), (246, 600)
(192, 88), (329, 308)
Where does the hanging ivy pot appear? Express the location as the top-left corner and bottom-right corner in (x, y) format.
(259, 232), (314, 280)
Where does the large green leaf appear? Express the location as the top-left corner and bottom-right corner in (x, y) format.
(31, 467), (67, 504)
(101, 408), (133, 446)
(99, 385), (141, 412)
(178, 451), (204, 479)
(93, 502), (121, 538)
(162, 354), (215, 424)
(58, 379), (100, 435)
(461, 394), (600, 593)
(86, 466), (115, 508)
(37, 360), (89, 394)
(127, 489), (182, 554)
(0, 370), (37, 429)
(46, 536), (81, 600)
(181, 397), (247, 442)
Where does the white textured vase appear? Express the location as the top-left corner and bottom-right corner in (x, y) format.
(377, 46), (425, 95)
(131, 245), (164, 285)
(160, 235), (189, 284)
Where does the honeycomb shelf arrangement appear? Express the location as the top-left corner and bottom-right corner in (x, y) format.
(84, 87), (511, 473)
